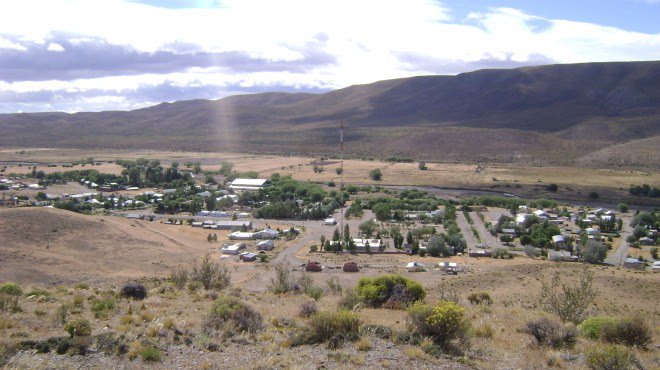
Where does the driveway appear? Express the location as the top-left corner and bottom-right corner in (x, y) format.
(605, 215), (632, 266)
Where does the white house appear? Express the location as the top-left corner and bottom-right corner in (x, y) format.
(254, 229), (279, 239)
(516, 213), (531, 226)
(228, 231), (256, 240)
(552, 235), (568, 249)
(229, 178), (272, 191)
(353, 238), (382, 252)
(533, 209), (549, 221)
(256, 240), (275, 251)
(221, 243), (246, 255)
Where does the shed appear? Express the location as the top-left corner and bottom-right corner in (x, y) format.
(229, 232), (256, 240)
(239, 252), (258, 262)
(406, 261), (425, 272)
(323, 218), (337, 226)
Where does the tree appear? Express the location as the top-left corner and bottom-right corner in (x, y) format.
(579, 240), (607, 264)
(650, 247), (658, 260)
(427, 235), (449, 257)
(406, 230), (414, 245)
(588, 191), (599, 200)
(369, 168), (382, 181)
(546, 183), (558, 192)
(359, 219), (377, 238)
(320, 235), (326, 247)
(343, 224), (351, 245)
(617, 203), (629, 213)
(335, 168), (343, 175)
(418, 161), (427, 170)
(372, 203), (391, 222)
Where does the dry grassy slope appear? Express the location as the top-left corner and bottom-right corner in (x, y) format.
(0, 61), (658, 164)
(0, 208), (205, 286)
(577, 136), (660, 168)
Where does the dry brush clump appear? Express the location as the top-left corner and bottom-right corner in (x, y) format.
(467, 291), (492, 305)
(120, 282), (147, 300)
(191, 254), (231, 290)
(584, 343), (637, 370)
(523, 317), (576, 349)
(291, 310), (361, 349)
(204, 295), (263, 335)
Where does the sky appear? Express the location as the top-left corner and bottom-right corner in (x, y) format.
(0, 0), (659, 113)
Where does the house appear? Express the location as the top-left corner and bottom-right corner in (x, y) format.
(406, 261), (425, 272)
(254, 229), (279, 239)
(353, 238), (383, 252)
(639, 237), (654, 245)
(229, 178), (272, 191)
(126, 214), (142, 219)
(552, 235), (568, 250)
(212, 221), (252, 230)
(197, 191), (212, 198)
(469, 249), (492, 258)
(518, 205), (529, 213)
(239, 252), (258, 262)
(229, 231), (256, 240)
(221, 243), (246, 255)
(533, 210), (549, 221)
(439, 262), (458, 271)
(501, 228), (517, 236)
(548, 250), (575, 262)
(585, 227), (599, 235)
(623, 258), (645, 270)
(516, 213), (531, 226)
(256, 240), (275, 251)
(323, 218), (337, 226)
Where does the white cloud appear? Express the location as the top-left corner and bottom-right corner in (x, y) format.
(46, 42), (64, 52)
(0, 0), (659, 112)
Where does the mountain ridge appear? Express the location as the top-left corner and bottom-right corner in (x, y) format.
(1, 60), (659, 167)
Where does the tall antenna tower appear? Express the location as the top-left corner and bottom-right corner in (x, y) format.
(339, 120), (344, 248)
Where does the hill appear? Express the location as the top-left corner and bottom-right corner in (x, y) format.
(1, 61), (659, 166)
(0, 208), (212, 285)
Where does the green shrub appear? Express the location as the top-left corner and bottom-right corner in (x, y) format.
(338, 289), (361, 310)
(600, 316), (652, 348)
(579, 316), (617, 340)
(303, 310), (361, 344)
(407, 300), (471, 348)
(467, 292), (492, 305)
(356, 274), (425, 309)
(0, 282), (22, 296)
(90, 298), (115, 317)
(305, 286), (324, 301)
(523, 318), (576, 349)
(584, 344), (635, 370)
(140, 345), (162, 362)
(492, 248), (513, 259)
(64, 319), (92, 338)
(24, 289), (51, 297)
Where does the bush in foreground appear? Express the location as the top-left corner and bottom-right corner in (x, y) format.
(205, 296), (263, 334)
(294, 310), (361, 347)
(64, 319), (92, 338)
(579, 316), (617, 340)
(0, 282), (22, 296)
(120, 282), (147, 300)
(356, 274), (425, 309)
(467, 292), (492, 305)
(407, 300), (471, 349)
(523, 317), (576, 349)
(539, 270), (597, 323)
(600, 315), (652, 348)
(584, 344), (635, 370)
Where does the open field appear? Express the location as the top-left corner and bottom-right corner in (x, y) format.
(2, 147), (659, 206)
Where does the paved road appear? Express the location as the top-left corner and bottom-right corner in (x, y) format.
(605, 216), (632, 266)
(470, 211), (505, 249)
(455, 211), (478, 250)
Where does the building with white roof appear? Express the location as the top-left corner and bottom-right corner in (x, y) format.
(229, 178), (272, 191)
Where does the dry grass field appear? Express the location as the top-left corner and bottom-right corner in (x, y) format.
(2, 147), (658, 206)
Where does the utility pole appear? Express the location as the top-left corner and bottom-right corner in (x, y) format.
(339, 120), (344, 250)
